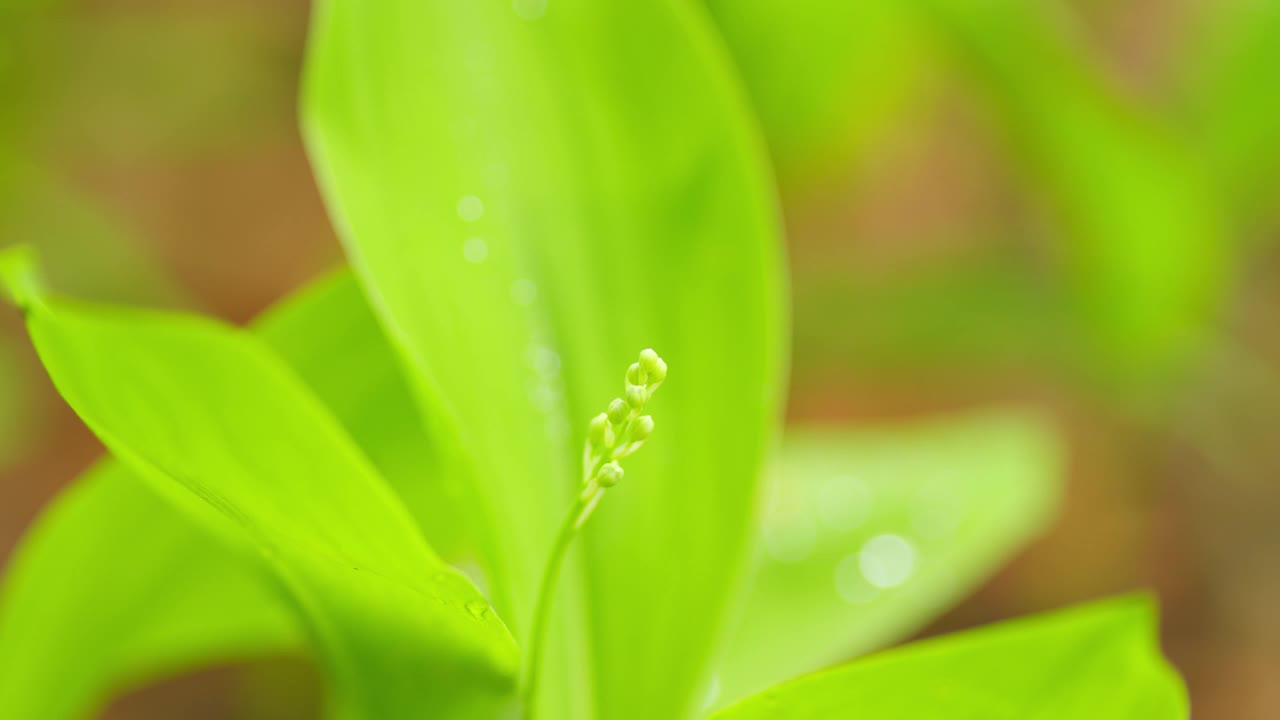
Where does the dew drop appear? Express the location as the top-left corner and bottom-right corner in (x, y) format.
(465, 599), (490, 619)
(457, 195), (484, 222)
(513, 0), (547, 20)
(511, 278), (538, 306)
(834, 553), (881, 604)
(527, 345), (561, 375)
(858, 534), (917, 589)
(462, 237), (489, 263)
(529, 382), (558, 413)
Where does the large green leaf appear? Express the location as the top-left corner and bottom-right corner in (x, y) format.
(2, 252), (519, 719)
(304, 2), (786, 718)
(714, 411), (1061, 709)
(0, 268), (482, 718)
(712, 595), (1188, 719)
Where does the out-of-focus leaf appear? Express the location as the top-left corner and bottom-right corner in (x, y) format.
(2, 251), (519, 720)
(50, 14), (293, 156)
(704, 0), (928, 184)
(715, 411), (1061, 709)
(792, 255), (1062, 376)
(0, 463), (302, 720)
(304, 2), (785, 719)
(1182, 0), (1280, 224)
(2, 176), (184, 307)
(915, 0), (1229, 384)
(0, 268), (474, 719)
(712, 595), (1187, 719)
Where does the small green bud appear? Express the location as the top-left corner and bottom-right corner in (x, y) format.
(588, 413), (611, 448)
(647, 358), (667, 384)
(598, 461), (624, 487)
(639, 348), (661, 373)
(625, 385), (646, 409)
(632, 415), (655, 441)
(626, 362), (645, 386)
(607, 398), (630, 425)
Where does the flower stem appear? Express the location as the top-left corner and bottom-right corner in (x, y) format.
(519, 348), (666, 718)
(521, 486), (598, 719)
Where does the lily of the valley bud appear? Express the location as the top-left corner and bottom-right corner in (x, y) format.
(525, 348), (668, 716)
(588, 413), (612, 449)
(647, 358), (667, 384)
(598, 462), (625, 487)
(607, 398), (630, 425)
(626, 362), (645, 386)
(632, 415), (655, 442)
(625, 384), (647, 409)
(639, 348), (666, 385)
(638, 348), (660, 373)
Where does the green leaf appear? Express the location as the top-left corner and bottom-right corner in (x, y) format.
(5, 254), (519, 719)
(915, 0), (1229, 383)
(791, 255), (1062, 374)
(712, 595), (1188, 719)
(0, 268), (479, 718)
(714, 411), (1061, 709)
(704, 0), (928, 184)
(304, 2), (786, 718)
(255, 270), (475, 563)
(0, 462), (302, 720)
(1182, 0), (1280, 225)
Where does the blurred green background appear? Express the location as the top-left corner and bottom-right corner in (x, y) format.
(1, 0), (1277, 717)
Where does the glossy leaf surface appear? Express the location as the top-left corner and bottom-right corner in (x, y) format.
(716, 412), (1061, 708)
(0, 268), (477, 718)
(304, 2), (786, 718)
(5, 254), (518, 719)
(714, 596), (1187, 719)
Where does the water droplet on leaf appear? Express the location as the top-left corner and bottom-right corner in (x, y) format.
(457, 195), (484, 221)
(466, 599), (490, 619)
(511, 278), (537, 305)
(834, 553), (881, 604)
(859, 533), (917, 589)
(463, 237), (489, 263)
(513, 0), (547, 20)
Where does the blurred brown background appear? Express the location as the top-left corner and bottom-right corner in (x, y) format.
(1, 0), (1277, 718)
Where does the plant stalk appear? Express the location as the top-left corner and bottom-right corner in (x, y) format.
(520, 485), (598, 718)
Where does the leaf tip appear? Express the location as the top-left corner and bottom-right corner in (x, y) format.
(0, 244), (46, 313)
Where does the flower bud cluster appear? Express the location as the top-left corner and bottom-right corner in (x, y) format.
(581, 348), (666, 492)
